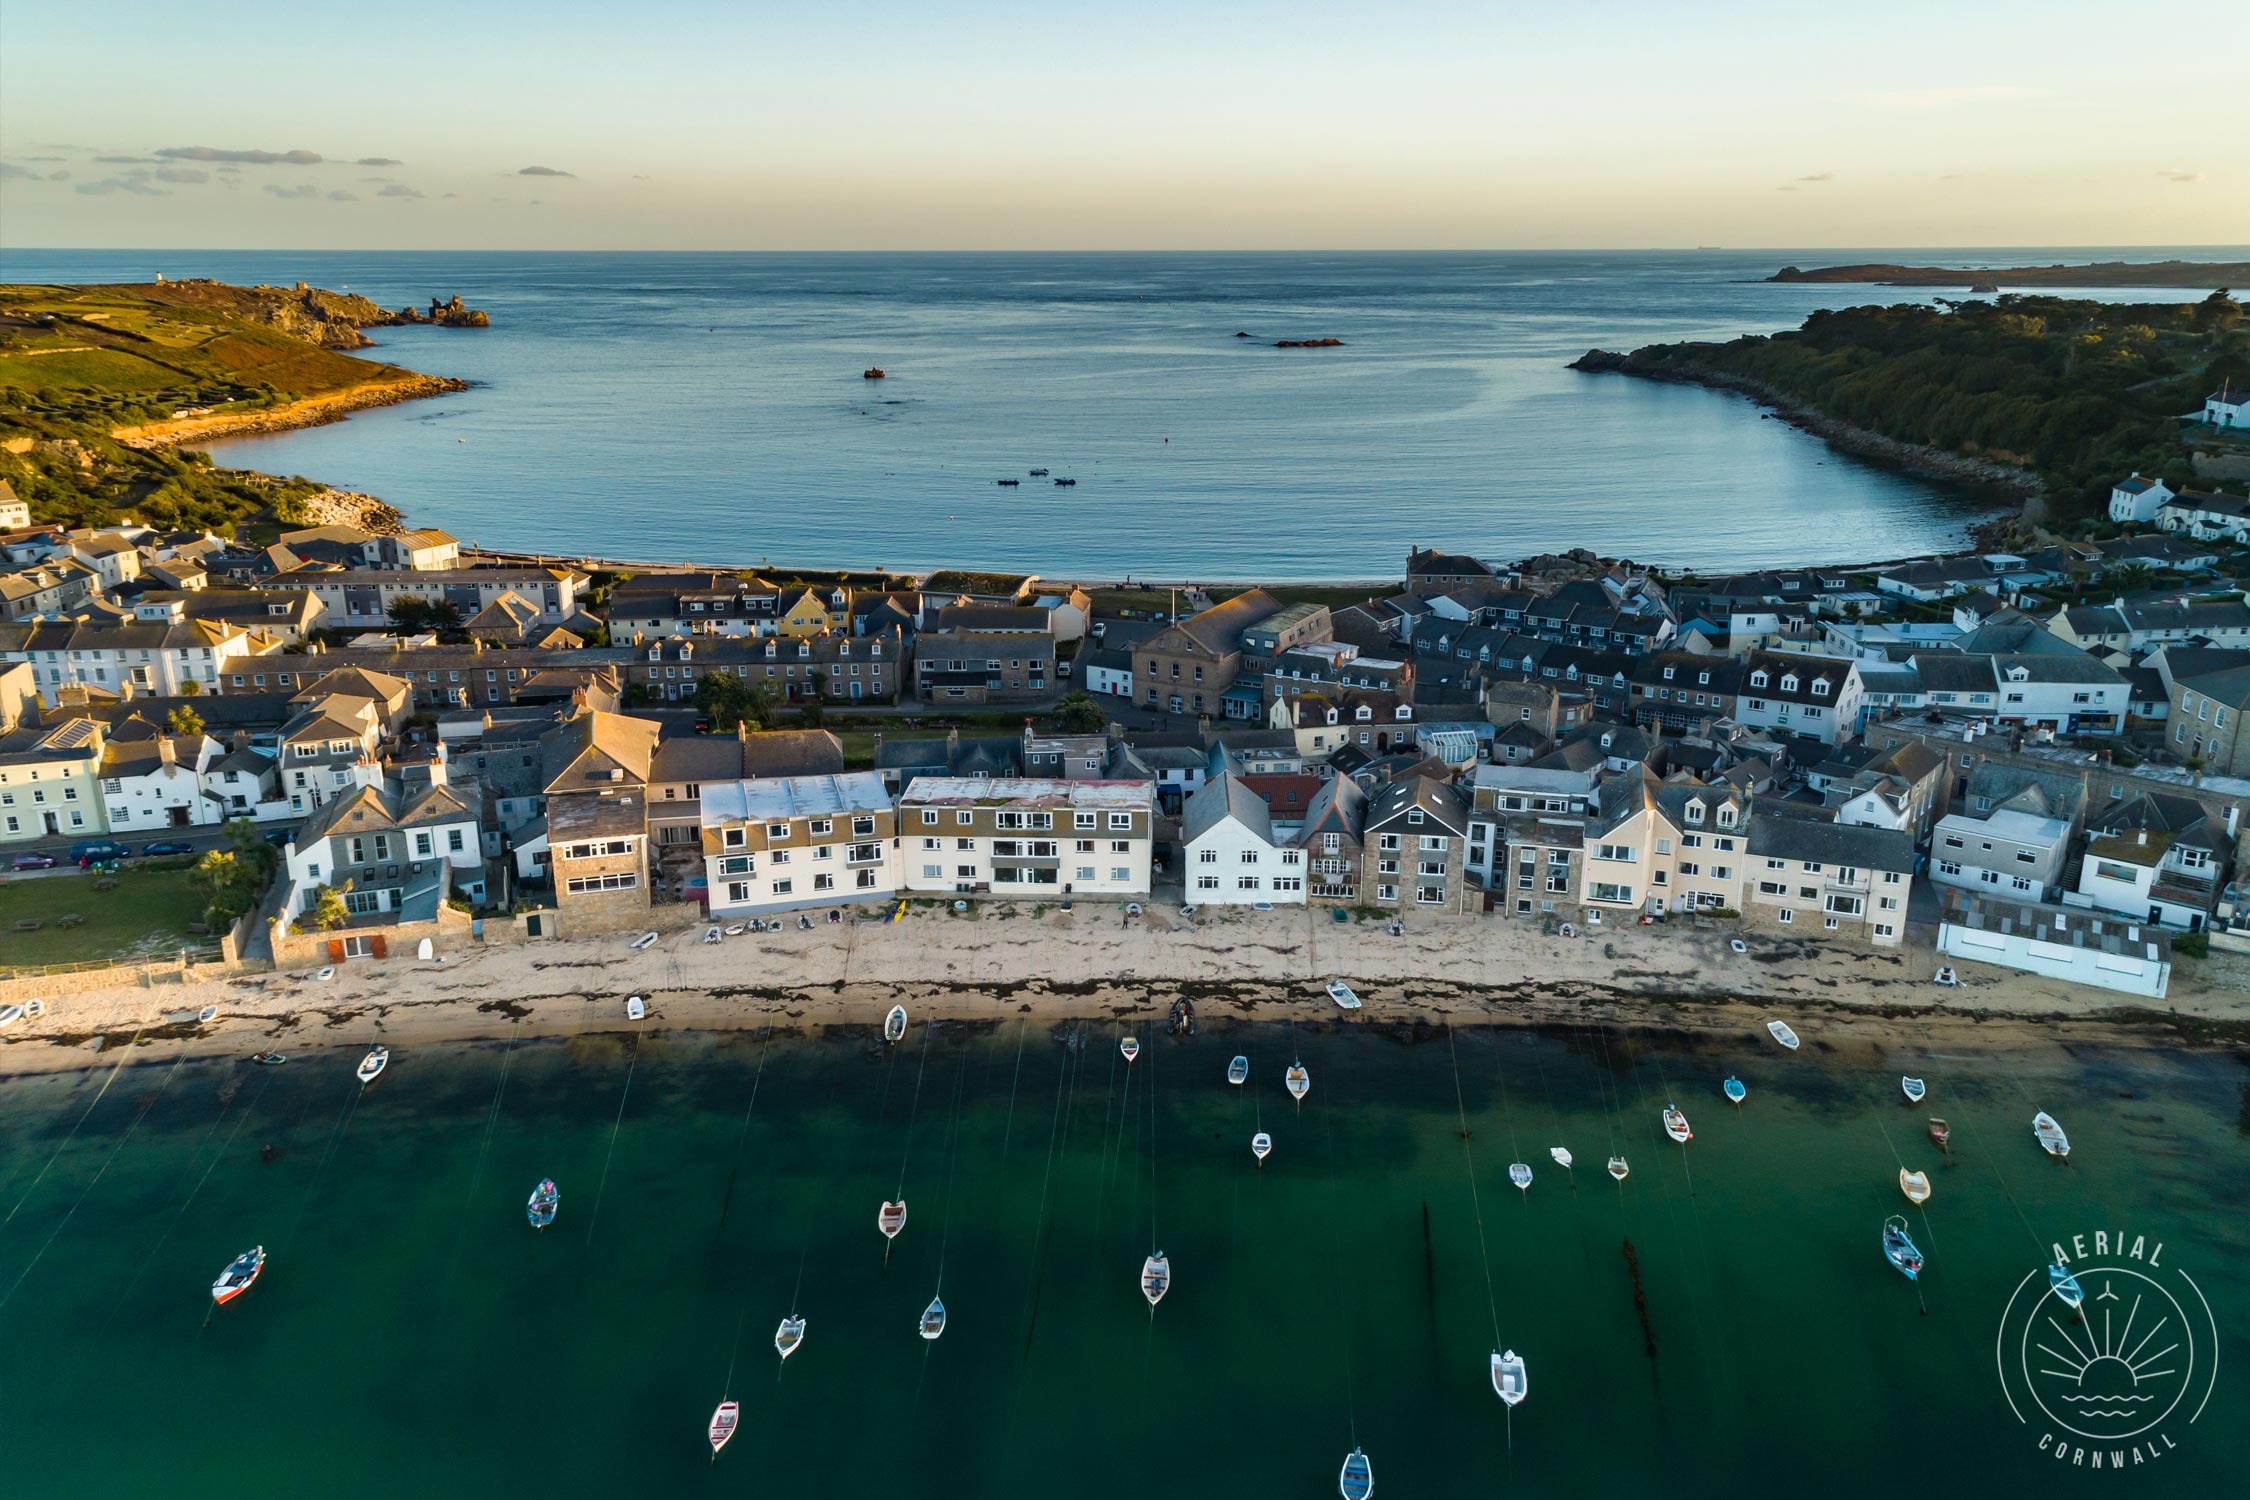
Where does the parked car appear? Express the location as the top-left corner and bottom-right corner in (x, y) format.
(263, 828), (295, 848)
(69, 839), (128, 864)
(11, 852), (58, 871)
(139, 841), (197, 858)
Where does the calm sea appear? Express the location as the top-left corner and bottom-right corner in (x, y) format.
(0, 1019), (2242, 1497)
(3, 247), (2238, 577)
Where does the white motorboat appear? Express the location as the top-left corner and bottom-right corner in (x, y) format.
(878, 1200), (908, 1240)
(1729, 938), (1749, 954)
(709, 1400), (740, 1456)
(626, 995), (645, 1021)
(1767, 1020), (1801, 1050)
(356, 1046), (388, 1085)
(1491, 1348), (1527, 1407)
(1508, 1162), (1532, 1192)
(1285, 1061), (1310, 1102)
(884, 1004), (907, 1043)
(1251, 1131), (1272, 1164)
(1607, 1155), (1630, 1182)
(315, 965), (335, 982)
(919, 1294), (947, 1341)
(774, 1315), (805, 1359)
(1901, 1076), (1927, 1104)
(1141, 1251), (1170, 1307)
(1549, 1145), (1573, 1170)
(1326, 979), (1362, 1011)
(1933, 966), (1959, 987)
(211, 1244), (264, 1305)
(1120, 1036), (1139, 1064)
(1227, 1055), (1249, 1086)
(1662, 1105), (1692, 1143)
(2032, 1111), (2070, 1159)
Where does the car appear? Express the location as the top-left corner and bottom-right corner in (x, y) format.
(10, 853), (58, 871)
(263, 829), (295, 847)
(68, 838), (128, 863)
(139, 841), (196, 858)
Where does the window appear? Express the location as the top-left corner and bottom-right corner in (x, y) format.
(1111, 867), (1131, 882)
(1777, 908), (1793, 924)
(1594, 843), (1636, 863)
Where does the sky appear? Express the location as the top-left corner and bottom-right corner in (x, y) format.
(1, 0), (2241, 251)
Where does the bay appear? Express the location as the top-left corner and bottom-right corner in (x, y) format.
(2, 247), (2233, 577)
(0, 1019), (2242, 1496)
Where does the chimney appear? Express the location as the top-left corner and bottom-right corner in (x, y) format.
(2136, 828), (2148, 847)
(158, 735), (177, 769)
(426, 739), (449, 787)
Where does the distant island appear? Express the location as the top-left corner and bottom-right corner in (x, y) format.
(1573, 290), (2249, 520)
(0, 279), (486, 536)
(1768, 261), (2250, 289)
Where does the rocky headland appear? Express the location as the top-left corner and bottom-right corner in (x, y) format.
(1766, 260), (2250, 289)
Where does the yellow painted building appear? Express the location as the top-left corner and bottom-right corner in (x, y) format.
(0, 717), (110, 844)
(777, 586), (851, 639)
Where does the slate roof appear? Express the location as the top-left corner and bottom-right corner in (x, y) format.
(1182, 774), (1276, 845)
(1746, 814), (1915, 873)
(1361, 774), (1468, 835)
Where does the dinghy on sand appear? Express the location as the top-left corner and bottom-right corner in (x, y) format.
(1767, 1020), (1801, 1050)
(1898, 1169), (1932, 1205)
(1491, 1349), (1527, 1407)
(1339, 1446), (1374, 1500)
(709, 1400), (739, 1457)
(626, 995), (645, 1021)
(2032, 1111), (2070, 1158)
(774, 1316), (805, 1360)
(1286, 1062), (1310, 1102)
(1227, 1055), (1249, 1086)
(1508, 1162), (1532, 1192)
(1141, 1252), (1170, 1307)
(1326, 979), (1362, 1011)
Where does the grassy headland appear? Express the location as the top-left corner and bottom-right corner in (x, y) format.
(1768, 260), (2250, 288)
(1573, 292), (2249, 520)
(0, 279), (472, 535)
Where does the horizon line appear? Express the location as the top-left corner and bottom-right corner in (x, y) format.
(4, 242), (2248, 258)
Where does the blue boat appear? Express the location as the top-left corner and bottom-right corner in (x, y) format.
(2048, 1262), (2085, 1309)
(526, 1178), (559, 1230)
(1723, 1075), (1747, 1105)
(1338, 1446), (1374, 1500)
(1882, 1215), (1924, 1281)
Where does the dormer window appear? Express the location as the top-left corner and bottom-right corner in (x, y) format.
(1395, 706), (1411, 720)
(1684, 799), (1705, 825)
(1717, 803), (1738, 829)
(1750, 671), (1768, 689)
(1662, 666), (1675, 681)
(1697, 672), (1710, 685)
(1355, 706), (1372, 722)
(1599, 732), (1614, 749)
(2007, 666), (2029, 682)
(765, 642), (778, 659)
(1811, 678), (1830, 696)
(1325, 709), (1339, 725)
(798, 642), (811, 659)
(647, 647), (661, 662)
(680, 642), (693, 660)
(1780, 674), (1799, 693)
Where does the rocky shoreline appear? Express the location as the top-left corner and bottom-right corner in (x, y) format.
(1568, 348), (2043, 523)
(111, 372), (468, 451)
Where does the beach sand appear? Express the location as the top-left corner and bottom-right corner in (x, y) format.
(8, 902), (2249, 1078)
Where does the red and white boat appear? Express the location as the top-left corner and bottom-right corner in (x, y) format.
(211, 1245), (264, 1305)
(708, 1400), (740, 1457)
(878, 1200), (908, 1240)
(1662, 1105), (1693, 1143)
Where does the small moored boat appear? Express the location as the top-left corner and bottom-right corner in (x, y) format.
(198, 1004), (219, 1025)
(626, 995), (645, 1021)
(526, 1177), (560, 1229)
(774, 1315), (805, 1359)
(1607, 1155), (1629, 1182)
(1662, 1105), (1692, 1143)
(1898, 1169), (1931, 1205)
(1227, 1055), (1249, 1086)
(996, 478), (1020, 486)
(884, 1005), (907, 1044)
(1901, 1076), (1926, 1104)
(211, 1244), (264, 1305)
(2032, 1112), (2070, 1159)
(862, 367), (885, 379)
(1339, 1446), (1374, 1500)
(1326, 979), (1361, 1011)
(1508, 1162), (1532, 1192)
(1141, 1251), (1170, 1307)
(2049, 1262), (2085, 1309)
(1882, 1215), (1924, 1280)
(1167, 998), (1196, 1036)
(356, 1046), (388, 1086)
(23, 998), (44, 1018)
(1549, 1146), (1573, 1170)
(252, 1051), (286, 1066)
(1723, 1075), (1747, 1105)
(1028, 468), (1049, 477)
(709, 1400), (739, 1457)
(920, 1295), (947, 1341)
(1285, 1061), (1310, 1102)
(1491, 1348), (1527, 1406)
(1251, 1131), (1272, 1164)
(1767, 1020), (1801, 1050)
(1927, 1117), (1952, 1151)
(878, 1200), (908, 1240)
(1933, 966), (1958, 987)
(1120, 1036), (1140, 1064)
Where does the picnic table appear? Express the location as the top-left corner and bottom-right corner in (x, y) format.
(55, 913), (85, 929)
(11, 918), (40, 933)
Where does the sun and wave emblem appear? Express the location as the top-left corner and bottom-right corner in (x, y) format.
(1996, 1259), (2219, 1444)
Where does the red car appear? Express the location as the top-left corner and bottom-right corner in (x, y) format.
(11, 853), (58, 871)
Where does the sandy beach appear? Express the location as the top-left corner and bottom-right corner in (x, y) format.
(8, 903), (2248, 1078)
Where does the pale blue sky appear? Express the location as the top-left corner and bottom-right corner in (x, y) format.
(2, 0), (2238, 249)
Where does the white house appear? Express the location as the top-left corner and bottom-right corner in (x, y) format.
(2205, 387), (2247, 431)
(1181, 773), (1306, 906)
(0, 612), (284, 704)
(98, 732), (225, 832)
(0, 482), (29, 530)
(897, 777), (1154, 899)
(2155, 489), (2250, 542)
(1938, 892), (2170, 998)
(699, 772), (898, 918)
(277, 751), (486, 933)
(1080, 646), (1133, 699)
(1732, 651), (1862, 746)
(1928, 808), (2072, 904)
(2108, 473), (2176, 523)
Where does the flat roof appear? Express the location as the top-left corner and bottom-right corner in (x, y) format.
(700, 771), (893, 827)
(900, 776), (1153, 809)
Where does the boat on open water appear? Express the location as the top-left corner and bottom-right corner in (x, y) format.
(2032, 1112), (2070, 1159)
(878, 1200), (907, 1240)
(1549, 1145), (1573, 1170)
(1252, 1132), (1272, 1164)
(1120, 1036), (1140, 1064)
(526, 1177), (559, 1229)
(356, 1047), (388, 1086)
(709, 1401), (739, 1457)
(920, 1295), (947, 1341)
(1508, 1162), (1532, 1192)
(1723, 1075), (1747, 1104)
(1286, 1061), (1310, 1102)
(2049, 1263), (2086, 1309)
(1227, 1055), (1249, 1086)
(1491, 1349), (1527, 1406)
(1901, 1076), (1926, 1104)
(1141, 1252), (1170, 1307)
(1927, 1118), (1951, 1151)
(1339, 1446), (1374, 1500)
(1768, 1020), (1800, 1050)
(1898, 1169), (1931, 1205)
(211, 1245), (264, 1305)
(1882, 1216), (1924, 1280)
(1607, 1155), (1629, 1182)
(774, 1316), (805, 1360)
(1662, 1105), (1692, 1143)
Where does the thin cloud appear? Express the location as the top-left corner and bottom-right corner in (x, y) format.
(95, 154), (159, 164)
(154, 165), (208, 184)
(378, 183), (424, 199)
(159, 146), (323, 165)
(1796, 172), (1834, 183)
(0, 162), (41, 181)
(517, 165), (573, 177)
(1850, 85), (2046, 109)
(262, 182), (321, 199)
(355, 157), (402, 167)
(328, 190), (360, 202)
(77, 176), (166, 197)
(48, 169), (72, 182)
(2158, 168), (2204, 184)
(1776, 185), (1800, 193)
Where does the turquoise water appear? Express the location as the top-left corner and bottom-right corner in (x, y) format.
(5, 247), (2237, 576)
(1, 1019), (2243, 1496)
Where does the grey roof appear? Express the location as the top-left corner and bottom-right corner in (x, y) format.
(1941, 890), (2170, 962)
(1301, 773), (1368, 840)
(1910, 653), (1998, 694)
(1746, 814), (1915, 874)
(1993, 652), (2125, 685)
(1182, 774), (1276, 845)
(1361, 774), (1468, 836)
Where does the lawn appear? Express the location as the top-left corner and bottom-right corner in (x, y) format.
(0, 865), (212, 970)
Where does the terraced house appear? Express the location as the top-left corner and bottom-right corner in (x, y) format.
(1578, 770), (1750, 919)
(0, 717), (107, 844)
(1137, 589), (1305, 718)
(1, 614), (286, 703)
(897, 777), (1153, 899)
(700, 771), (898, 918)
(1359, 775), (1470, 912)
